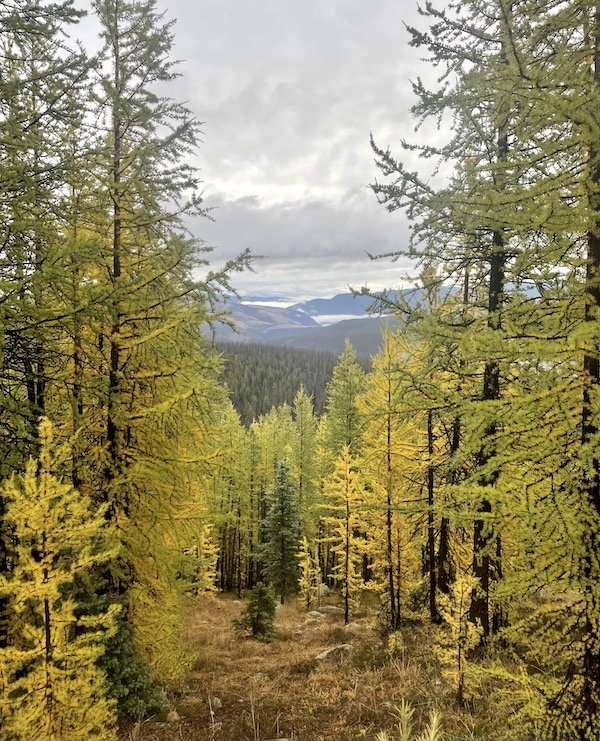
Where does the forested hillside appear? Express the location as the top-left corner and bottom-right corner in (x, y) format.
(218, 341), (370, 424)
(1, 2), (600, 741)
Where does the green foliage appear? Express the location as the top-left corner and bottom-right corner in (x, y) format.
(99, 616), (166, 721)
(233, 583), (277, 642)
(219, 342), (355, 425)
(260, 461), (301, 604)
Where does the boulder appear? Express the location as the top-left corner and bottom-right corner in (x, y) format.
(316, 605), (344, 615)
(343, 621), (369, 633)
(316, 583), (331, 596)
(315, 643), (354, 661)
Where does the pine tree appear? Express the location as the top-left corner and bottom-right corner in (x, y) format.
(260, 461), (301, 605)
(0, 419), (118, 740)
(233, 583), (276, 642)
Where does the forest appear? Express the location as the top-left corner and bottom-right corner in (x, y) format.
(0, 1), (599, 741)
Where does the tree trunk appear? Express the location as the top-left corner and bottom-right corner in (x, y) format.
(427, 410), (439, 622)
(579, 6), (600, 731)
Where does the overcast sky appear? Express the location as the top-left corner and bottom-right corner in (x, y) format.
(81, 0), (431, 301)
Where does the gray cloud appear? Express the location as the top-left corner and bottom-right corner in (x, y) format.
(194, 190), (414, 299)
(78, 0), (431, 298)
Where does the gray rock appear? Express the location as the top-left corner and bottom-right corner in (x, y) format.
(344, 621), (369, 632)
(316, 583), (331, 596)
(306, 610), (325, 621)
(315, 643), (354, 661)
(316, 605), (344, 615)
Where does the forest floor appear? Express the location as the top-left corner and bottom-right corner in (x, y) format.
(119, 594), (514, 741)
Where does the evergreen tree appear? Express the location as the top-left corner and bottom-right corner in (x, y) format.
(233, 582), (276, 642)
(260, 461), (301, 604)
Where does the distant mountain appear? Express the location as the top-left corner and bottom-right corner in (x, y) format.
(267, 316), (400, 356)
(292, 292), (376, 317)
(216, 301), (317, 343)
(214, 290), (406, 350)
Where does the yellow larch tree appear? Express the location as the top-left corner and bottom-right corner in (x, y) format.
(0, 419), (118, 741)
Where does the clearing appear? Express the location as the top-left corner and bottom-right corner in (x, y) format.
(120, 594), (508, 741)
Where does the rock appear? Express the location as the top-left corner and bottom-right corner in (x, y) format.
(166, 710), (180, 723)
(316, 605), (344, 615)
(315, 643), (354, 661)
(211, 696), (222, 710)
(317, 583), (331, 596)
(344, 621), (369, 633)
(306, 610), (325, 621)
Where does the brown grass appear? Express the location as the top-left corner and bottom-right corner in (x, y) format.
(118, 594), (516, 741)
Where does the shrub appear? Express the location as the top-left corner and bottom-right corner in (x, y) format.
(233, 583), (277, 641)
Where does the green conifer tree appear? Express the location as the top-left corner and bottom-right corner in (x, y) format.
(260, 461), (301, 604)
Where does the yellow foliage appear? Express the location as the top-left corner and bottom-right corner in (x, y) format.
(0, 419), (118, 740)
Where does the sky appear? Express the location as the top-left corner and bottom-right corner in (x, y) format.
(79, 0), (432, 301)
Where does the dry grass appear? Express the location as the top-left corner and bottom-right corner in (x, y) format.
(118, 594), (515, 741)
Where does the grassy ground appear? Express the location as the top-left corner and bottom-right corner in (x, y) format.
(119, 594), (516, 741)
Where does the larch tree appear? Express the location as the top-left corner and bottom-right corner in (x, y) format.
(0, 419), (118, 741)
(321, 445), (367, 624)
(290, 386), (319, 540)
(82, 0), (245, 686)
(322, 340), (366, 460)
(359, 329), (421, 630)
(0, 0), (89, 648)
(372, 0), (600, 734)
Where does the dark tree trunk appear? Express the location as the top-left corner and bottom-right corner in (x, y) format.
(579, 7), (600, 731)
(427, 410), (440, 622)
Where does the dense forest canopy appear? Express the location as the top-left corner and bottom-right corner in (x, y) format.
(0, 2), (599, 741)
(218, 341), (370, 425)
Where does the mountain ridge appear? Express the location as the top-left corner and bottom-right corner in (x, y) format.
(215, 290), (405, 353)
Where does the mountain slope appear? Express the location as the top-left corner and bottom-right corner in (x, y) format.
(219, 342), (370, 425)
(268, 316), (399, 355)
